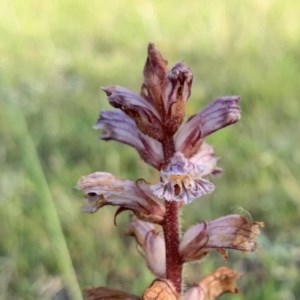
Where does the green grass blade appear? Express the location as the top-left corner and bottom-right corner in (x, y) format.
(6, 100), (82, 300)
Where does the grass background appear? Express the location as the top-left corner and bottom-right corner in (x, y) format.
(1, 0), (300, 299)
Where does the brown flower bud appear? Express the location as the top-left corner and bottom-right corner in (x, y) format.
(141, 43), (168, 113)
(162, 62), (193, 134)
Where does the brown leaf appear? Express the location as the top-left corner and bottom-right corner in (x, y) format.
(83, 286), (141, 300)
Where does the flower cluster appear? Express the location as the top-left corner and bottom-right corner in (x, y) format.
(77, 43), (263, 300)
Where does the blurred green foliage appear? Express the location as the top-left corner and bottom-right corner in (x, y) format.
(1, 0), (300, 299)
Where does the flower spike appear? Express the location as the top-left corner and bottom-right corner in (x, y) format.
(77, 43), (263, 299)
(175, 96), (241, 158)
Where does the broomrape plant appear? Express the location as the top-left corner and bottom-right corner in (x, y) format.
(77, 44), (263, 300)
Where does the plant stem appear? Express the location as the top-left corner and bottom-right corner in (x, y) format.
(163, 201), (182, 293)
(162, 135), (182, 294)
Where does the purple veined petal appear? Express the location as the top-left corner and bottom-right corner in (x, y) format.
(103, 86), (161, 119)
(139, 134), (164, 170)
(198, 96), (241, 138)
(128, 218), (166, 277)
(95, 109), (143, 149)
(190, 143), (222, 177)
(151, 152), (215, 204)
(95, 109), (164, 169)
(175, 96), (241, 157)
(103, 86), (164, 141)
(77, 172), (165, 224)
(179, 214), (264, 262)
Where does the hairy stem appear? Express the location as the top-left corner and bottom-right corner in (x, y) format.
(162, 135), (182, 294)
(163, 201), (182, 293)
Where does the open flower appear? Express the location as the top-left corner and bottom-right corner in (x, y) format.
(77, 172), (165, 224)
(151, 152), (215, 204)
(179, 215), (264, 262)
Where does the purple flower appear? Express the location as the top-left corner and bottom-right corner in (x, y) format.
(77, 172), (165, 224)
(175, 96), (240, 159)
(179, 215), (264, 262)
(151, 152), (215, 204)
(94, 110), (163, 169)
